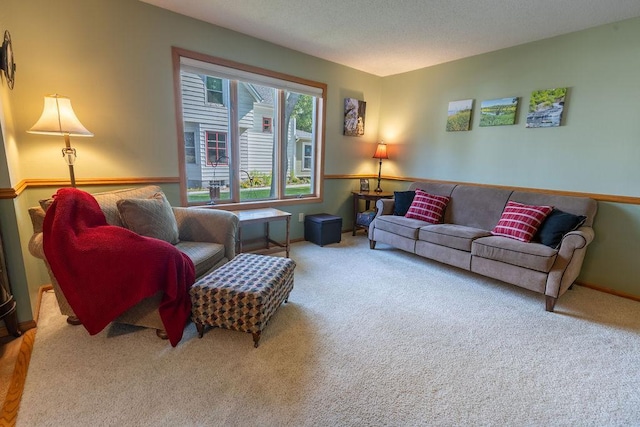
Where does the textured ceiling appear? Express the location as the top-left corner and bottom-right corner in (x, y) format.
(141, 0), (640, 76)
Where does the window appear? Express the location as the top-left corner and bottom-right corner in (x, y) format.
(262, 117), (272, 133)
(184, 132), (196, 164)
(303, 142), (312, 170)
(174, 48), (326, 206)
(206, 132), (228, 165)
(206, 76), (224, 104)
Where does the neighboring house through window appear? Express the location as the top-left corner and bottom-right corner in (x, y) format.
(206, 131), (228, 165)
(262, 117), (272, 133)
(184, 131), (196, 164)
(174, 47), (326, 206)
(206, 76), (224, 104)
(303, 142), (312, 170)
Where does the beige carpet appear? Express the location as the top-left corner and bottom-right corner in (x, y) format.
(17, 234), (640, 426)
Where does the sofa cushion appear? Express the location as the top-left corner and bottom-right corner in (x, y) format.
(445, 185), (512, 230)
(491, 201), (553, 242)
(535, 209), (586, 249)
(94, 186), (164, 226)
(117, 192), (180, 245)
(509, 191), (597, 228)
(374, 215), (430, 239)
(393, 191), (416, 216)
(418, 224), (491, 252)
(175, 241), (226, 278)
(405, 190), (450, 224)
(472, 236), (558, 273)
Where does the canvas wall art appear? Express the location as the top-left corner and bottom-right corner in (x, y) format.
(526, 88), (567, 128)
(479, 97), (519, 127)
(344, 98), (366, 136)
(446, 99), (474, 131)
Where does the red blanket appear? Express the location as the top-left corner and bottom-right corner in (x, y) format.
(43, 188), (195, 346)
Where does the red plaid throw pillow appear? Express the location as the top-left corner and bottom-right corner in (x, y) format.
(404, 189), (450, 224)
(492, 201), (553, 242)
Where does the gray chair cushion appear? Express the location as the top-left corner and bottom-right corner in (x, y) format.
(175, 241), (226, 278)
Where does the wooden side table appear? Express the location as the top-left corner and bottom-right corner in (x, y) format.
(352, 191), (394, 236)
(230, 208), (291, 257)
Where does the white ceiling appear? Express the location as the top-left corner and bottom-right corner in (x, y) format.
(141, 0), (640, 77)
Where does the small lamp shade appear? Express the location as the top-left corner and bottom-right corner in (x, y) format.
(27, 94), (93, 137)
(372, 141), (388, 193)
(372, 142), (389, 159)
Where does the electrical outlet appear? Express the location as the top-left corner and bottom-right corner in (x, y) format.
(299, 213), (305, 222)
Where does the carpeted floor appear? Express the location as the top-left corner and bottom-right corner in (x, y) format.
(16, 234), (640, 426)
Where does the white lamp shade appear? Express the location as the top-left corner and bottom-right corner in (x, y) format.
(28, 94), (93, 137)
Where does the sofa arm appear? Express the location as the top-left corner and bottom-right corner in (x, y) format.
(28, 207), (47, 260)
(375, 198), (395, 216)
(560, 226), (594, 249)
(172, 207), (239, 261)
(545, 226), (595, 300)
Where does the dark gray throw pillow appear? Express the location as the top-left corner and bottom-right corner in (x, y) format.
(536, 208), (586, 249)
(393, 191), (416, 216)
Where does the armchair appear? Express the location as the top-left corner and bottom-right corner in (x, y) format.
(28, 185), (239, 338)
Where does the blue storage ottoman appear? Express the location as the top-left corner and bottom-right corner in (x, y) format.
(304, 213), (342, 246)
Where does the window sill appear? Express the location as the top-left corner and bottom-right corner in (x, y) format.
(188, 195), (322, 210)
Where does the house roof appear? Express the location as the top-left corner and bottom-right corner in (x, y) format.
(142, 0), (640, 76)
(251, 84), (274, 104)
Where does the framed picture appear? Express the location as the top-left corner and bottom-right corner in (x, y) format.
(344, 98), (366, 136)
(359, 179), (370, 192)
(526, 88), (567, 128)
(446, 99), (474, 131)
(479, 97), (519, 127)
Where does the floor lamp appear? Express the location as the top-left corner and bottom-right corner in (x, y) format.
(372, 141), (389, 193)
(27, 94), (93, 187)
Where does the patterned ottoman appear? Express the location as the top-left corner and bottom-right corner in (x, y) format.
(189, 253), (296, 347)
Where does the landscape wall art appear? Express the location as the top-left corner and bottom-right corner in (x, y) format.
(526, 88), (567, 128)
(446, 99), (474, 131)
(479, 97), (519, 127)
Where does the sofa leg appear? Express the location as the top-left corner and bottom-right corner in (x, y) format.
(369, 240), (376, 249)
(66, 315), (82, 325)
(156, 329), (168, 340)
(545, 296), (557, 312)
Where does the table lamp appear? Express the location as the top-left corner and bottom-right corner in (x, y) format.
(372, 141), (389, 193)
(27, 94), (93, 187)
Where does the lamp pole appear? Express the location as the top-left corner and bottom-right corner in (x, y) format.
(62, 133), (77, 187)
(375, 157), (383, 193)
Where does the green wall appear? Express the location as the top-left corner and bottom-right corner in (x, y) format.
(1, 0), (382, 322)
(379, 17), (640, 295)
(1, 1), (640, 324)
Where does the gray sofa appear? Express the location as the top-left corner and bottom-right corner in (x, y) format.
(368, 182), (597, 311)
